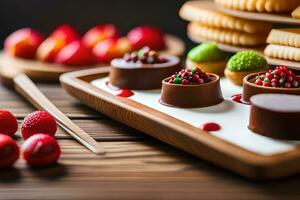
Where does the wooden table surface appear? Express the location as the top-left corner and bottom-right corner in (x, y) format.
(1, 83), (300, 200)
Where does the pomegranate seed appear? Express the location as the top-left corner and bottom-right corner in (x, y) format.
(287, 75), (294, 82)
(292, 80), (299, 88)
(284, 82), (292, 88)
(255, 79), (263, 85)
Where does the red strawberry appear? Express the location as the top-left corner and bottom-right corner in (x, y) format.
(21, 111), (57, 140)
(0, 134), (20, 167)
(50, 24), (80, 44)
(0, 109), (18, 137)
(55, 40), (96, 66)
(127, 26), (166, 51)
(22, 134), (61, 166)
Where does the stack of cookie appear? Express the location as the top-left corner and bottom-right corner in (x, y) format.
(265, 29), (300, 61)
(215, 0), (300, 13)
(179, 1), (272, 47)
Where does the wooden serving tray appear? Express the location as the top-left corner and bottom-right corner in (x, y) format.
(60, 67), (300, 180)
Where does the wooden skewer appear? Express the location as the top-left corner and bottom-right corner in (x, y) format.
(13, 74), (105, 155)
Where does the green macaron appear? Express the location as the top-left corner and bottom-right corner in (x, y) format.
(227, 50), (267, 71)
(187, 42), (226, 63)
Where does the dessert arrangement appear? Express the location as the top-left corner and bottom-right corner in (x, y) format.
(0, 109), (61, 168)
(60, 44), (300, 178)
(0, 24), (185, 82)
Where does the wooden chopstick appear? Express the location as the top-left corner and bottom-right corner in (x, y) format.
(13, 74), (105, 155)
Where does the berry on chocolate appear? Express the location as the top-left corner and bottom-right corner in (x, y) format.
(254, 66), (300, 88)
(0, 134), (19, 168)
(0, 109), (18, 137)
(123, 47), (167, 64)
(168, 68), (211, 85)
(22, 134), (61, 166)
(21, 111), (57, 140)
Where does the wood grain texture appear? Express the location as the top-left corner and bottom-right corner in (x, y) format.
(1, 63), (300, 199)
(0, 83), (102, 118)
(1, 139), (300, 200)
(60, 67), (300, 180)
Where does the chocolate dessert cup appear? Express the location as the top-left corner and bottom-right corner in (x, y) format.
(160, 73), (223, 108)
(109, 55), (180, 90)
(249, 94), (300, 140)
(243, 72), (300, 102)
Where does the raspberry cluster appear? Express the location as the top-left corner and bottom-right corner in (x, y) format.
(168, 68), (211, 85)
(123, 46), (167, 64)
(254, 66), (300, 88)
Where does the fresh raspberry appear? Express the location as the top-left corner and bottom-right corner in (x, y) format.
(0, 109), (18, 137)
(0, 134), (20, 167)
(22, 134), (61, 166)
(21, 111), (57, 140)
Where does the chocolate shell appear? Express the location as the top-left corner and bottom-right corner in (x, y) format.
(160, 74), (223, 108)
(243, 72), (300, 102)
(109, 55), (180, 90)
(249, 94), (300, 140)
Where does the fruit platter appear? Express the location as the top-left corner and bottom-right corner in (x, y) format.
(0, 24), (185, 82)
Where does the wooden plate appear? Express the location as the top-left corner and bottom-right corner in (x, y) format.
(0, 34), (185, 83)
(184, 0), (300, 25)
(60, 67), (300, 180)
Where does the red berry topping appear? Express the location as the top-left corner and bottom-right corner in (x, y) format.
(0, 109), (18, 137)
(255, 79), (263, 85)
(0, 134), (19, 168)
(254, 66), (299, 88)
(22, 134), (61, 166)
(21, 111), (57, 140)
(168, 67), (211, 85)
(123, 47), (167, 64)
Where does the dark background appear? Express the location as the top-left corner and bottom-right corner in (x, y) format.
(0, 0), (193, 49)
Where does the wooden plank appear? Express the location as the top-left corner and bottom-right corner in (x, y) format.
(15, 119), (147, 141)
(0, 83), (103, 118)
(1, 139), (300, 200)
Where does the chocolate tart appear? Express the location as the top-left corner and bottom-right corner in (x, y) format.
(243, 72), (300, 102)
(109, 55), (180, 90)
(160, 74), (223, 108)
(249, 94), (300, 140)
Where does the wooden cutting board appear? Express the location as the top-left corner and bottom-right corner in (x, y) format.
(60, 67), (300, 180)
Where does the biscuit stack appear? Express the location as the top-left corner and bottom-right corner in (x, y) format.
(215, 0), (300, 13)
(179, 1), (272, 47)
(265, 29), (300, 61)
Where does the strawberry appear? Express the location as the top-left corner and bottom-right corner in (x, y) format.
(55, 40), (96, 66)
(0, 134), (20, 168)
(0, 109), (18, 137)
(22, 134), (61, 166)
(21, 111), (57, 140)
(127, 26), (166, 51)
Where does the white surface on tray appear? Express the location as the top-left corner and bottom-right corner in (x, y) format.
(92, 77), (297, 156)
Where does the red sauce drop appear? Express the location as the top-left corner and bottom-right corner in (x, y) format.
(117, 89), (134, 97)
(201, 122), (221, 132)
(105, 81), (134, 97)
(231, 94), (250, 105)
